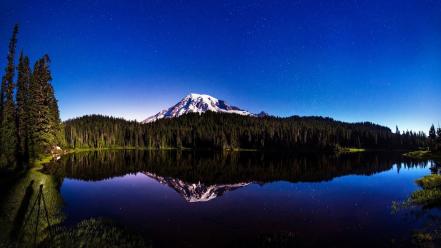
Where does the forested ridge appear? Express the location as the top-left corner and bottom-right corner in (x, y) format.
(64, 113), (427, 151)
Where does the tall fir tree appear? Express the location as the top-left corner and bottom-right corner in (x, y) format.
(41, 55), (65, 148)
(437, 126), (441, 139)
(28, 57), (50, 157)
(28, 55), (63, 157)
(16, 52), (31, 160)
(429, 124), (436, 140)
(437, 126), (441, 148)
(0, 24), (19, 168)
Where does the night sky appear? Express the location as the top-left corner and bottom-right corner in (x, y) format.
(1, 0), (440, 132)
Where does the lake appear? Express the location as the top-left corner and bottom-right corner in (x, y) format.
(42, 150), (433, 247)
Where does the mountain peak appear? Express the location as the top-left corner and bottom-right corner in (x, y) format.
(187, 93), (217, 100)
(142, 93), (255, 123)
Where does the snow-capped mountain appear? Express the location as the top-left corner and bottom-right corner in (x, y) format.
(144, 172), (251, 202)
(142, 93), (257, 123)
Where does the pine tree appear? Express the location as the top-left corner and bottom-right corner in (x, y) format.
(0, 24), (19, 168)
(429, 124), (436, 140)
(434, 126), (441, 152)
(28, 58), (50, 156)
(42, 55), (65, 148)
(28, 55), (64, 157)
(16, 52), (31, 159)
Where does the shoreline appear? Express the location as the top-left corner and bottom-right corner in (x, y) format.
(403, 150), (441, 162)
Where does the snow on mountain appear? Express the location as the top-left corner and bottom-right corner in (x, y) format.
(142, 93), (258, 123)
(144, 172), (251, 202)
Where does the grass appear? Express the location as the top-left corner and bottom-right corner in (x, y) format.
(67, 146), (256, 152)
(400, 150), (441, 208)
(404, 150), (441, 161)
(412, 231), (440, 248)
(226, 148), (259, 152)
(40, 218), (151, 248)
(335, 147), (366, 153)
(410, 188), (441, 207)
(393, 174), (441, 246)
(0, 154), (64, 246)
(344, 148), (366, 152)
(32, 155), (54, 167)
(65, 146), (372, 153)
(406, 175), (441, 208)
(64, 146), (195, 154)
(416, 175), (441, 190)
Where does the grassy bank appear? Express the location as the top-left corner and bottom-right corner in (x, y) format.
(63, 146), (194, 154)
(404, 174), (441, 246)
(400, 150), (441, 208)
(336, 147), (366, 153)
(403, 150), (441, 161)
(394, 150), (441, 246)
(62, 146), (373, 154)
(408, 175), (441, 207)
(0, 154), (64, 246)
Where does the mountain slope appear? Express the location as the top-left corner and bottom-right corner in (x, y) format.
(142, 93), (253, 123)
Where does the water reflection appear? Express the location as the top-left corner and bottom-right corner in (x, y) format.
(144, 172), (250, 202)
(43, 150), (426, 184)
(41, 150), (432, 247)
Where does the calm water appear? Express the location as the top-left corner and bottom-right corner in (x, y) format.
(43, 150), (432, 247)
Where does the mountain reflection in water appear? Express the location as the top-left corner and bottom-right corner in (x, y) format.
(144, 172), (250, 202)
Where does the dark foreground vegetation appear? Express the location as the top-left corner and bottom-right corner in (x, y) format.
(64, 113), (427, 151)
(41, 218), (151, 248)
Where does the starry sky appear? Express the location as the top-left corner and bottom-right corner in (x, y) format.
(0, 0), (440, 132)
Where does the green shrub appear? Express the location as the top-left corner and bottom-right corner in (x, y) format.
(416, 175), (441, 190)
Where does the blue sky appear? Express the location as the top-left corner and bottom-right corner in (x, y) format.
(1, 0), (440, 132)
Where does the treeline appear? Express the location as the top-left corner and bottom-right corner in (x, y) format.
(0, 25), (63, 170)
(64, 112), (427, 151)
(428, 124), (441, 153)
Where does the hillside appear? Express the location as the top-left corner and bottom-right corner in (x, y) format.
(64, 112), (426, 151)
